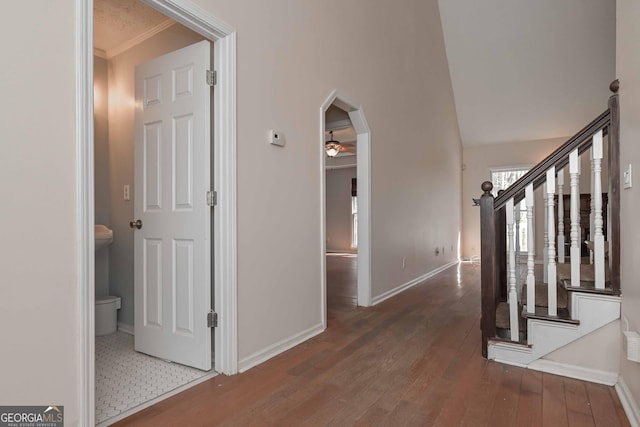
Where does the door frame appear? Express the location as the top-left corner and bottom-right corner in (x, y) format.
(320, 91), (372, 327)
(76, 0), (238, 424)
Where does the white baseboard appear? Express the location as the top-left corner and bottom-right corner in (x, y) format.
(528, 359), (619, 386)
(238, 323), (325, 373)
(371, 261), (458, 306)
(118, 322), (134, 335)
(616, 376), (640, 427)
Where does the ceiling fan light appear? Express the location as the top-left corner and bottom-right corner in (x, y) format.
(325, 143), (340, 157)
(325, 130), (340, 157)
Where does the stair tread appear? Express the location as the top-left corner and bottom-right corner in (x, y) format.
(561, 279), (621, 296)
(521, 305), (579, 325)
(488, 336), (531, 348)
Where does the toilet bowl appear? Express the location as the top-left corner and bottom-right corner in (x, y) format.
(95, 296), (121, 336)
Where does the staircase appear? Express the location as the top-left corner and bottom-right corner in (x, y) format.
(479, 81), (621, 371)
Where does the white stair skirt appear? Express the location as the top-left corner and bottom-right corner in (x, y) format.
(488, 292), (620, 366)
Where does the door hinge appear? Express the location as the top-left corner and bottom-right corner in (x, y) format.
(207, 190), (217, 207)
(206, 70), (217, 86)
(207, 310), (218, 328)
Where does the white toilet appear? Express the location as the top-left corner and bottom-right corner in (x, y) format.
(96, 296), (121, 336)
(94, 224), (121, 336)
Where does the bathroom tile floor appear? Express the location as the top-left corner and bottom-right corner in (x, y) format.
(95, 331), (210, 425)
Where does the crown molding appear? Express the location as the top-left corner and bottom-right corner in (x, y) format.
(106, 18), (176, 59)
(93, 47), (107, 59)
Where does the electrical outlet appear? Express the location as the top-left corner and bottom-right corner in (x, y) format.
(124, 185), (130, 201)
(624, 331), (640, 362)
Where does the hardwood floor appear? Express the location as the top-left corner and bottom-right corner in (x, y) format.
(326, 253), (358, 311)
(115, 261), (630, 426)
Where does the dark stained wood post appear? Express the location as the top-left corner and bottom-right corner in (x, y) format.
(608, 79), (620, 293)
(480, 181), (496, 358)
(495, 193), (507, 302)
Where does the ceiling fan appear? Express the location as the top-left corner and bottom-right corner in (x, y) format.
(325, 130), (355, 157)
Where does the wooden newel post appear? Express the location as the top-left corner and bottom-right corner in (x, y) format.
(495, 192), (507, 302)
(480, 181), (496, 358)
(608, 79), (620, 293)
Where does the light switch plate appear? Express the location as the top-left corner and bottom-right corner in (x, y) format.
(124, 185), (131, 201)
(623, 164), (632, 189)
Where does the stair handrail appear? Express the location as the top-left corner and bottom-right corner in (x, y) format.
(494, 110), (610, 210)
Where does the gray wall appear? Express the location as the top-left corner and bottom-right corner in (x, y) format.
(205, 0), (463, 361)
(0, 2), (463, 417)
(0, 1), (80, 417)
(617, 0), (640, 412)
(107, 24), (204, 326)
(326, 167), (357, 253)
(94, 55), (111, 297)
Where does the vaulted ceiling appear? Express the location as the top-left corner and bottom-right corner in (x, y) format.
(94, 0), (615, 148)
(438, 0), (616, 146)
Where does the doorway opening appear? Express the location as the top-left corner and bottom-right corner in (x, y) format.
(78, 0), (238, 425)
(320, 92), (371, 327)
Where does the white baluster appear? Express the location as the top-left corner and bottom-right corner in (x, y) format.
(557, 169), (565, 264)
(543, 184), (549, 284)
(515, 202), (521, 297)
(592, 131), (605, 289)
(526, 184), (535, 314)
(570, 149), (581, 287)
(547, 169), (557, 316)
(590, 148), (595, 264)
(608, 200), (612, 271)
(506, 198), (519, 341)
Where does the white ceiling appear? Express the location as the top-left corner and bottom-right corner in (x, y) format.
(438, 0), (616, 146)
(94, 0), (170, 53)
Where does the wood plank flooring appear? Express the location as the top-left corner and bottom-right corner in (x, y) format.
(115, 259), (630, 426)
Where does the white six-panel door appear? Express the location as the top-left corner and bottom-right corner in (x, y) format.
(133, 40), (212, 371)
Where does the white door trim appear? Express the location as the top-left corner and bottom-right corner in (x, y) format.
(76, 1), (95, 425)
(77, 1), (238, 424)
(320, 91), (372, 329)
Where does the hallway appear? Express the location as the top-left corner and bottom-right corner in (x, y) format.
(115, 262), (629, 426)
(326, 253), (358, 313)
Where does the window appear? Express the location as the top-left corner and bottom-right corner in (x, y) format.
(491, 168), (530, 253)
